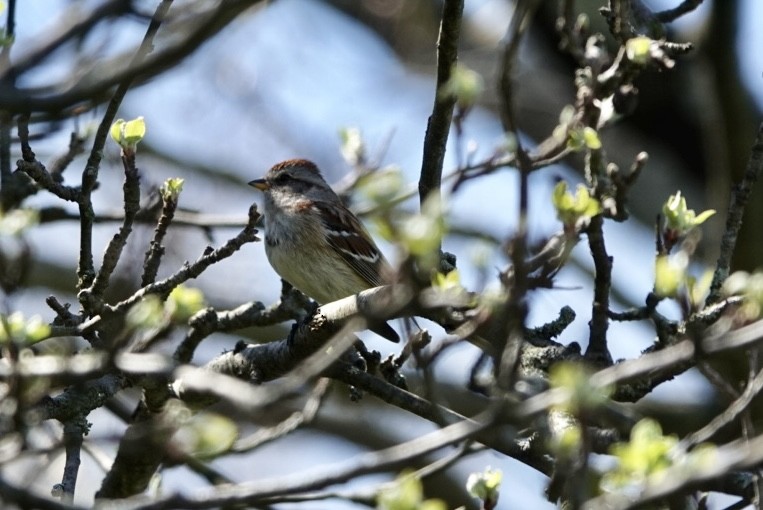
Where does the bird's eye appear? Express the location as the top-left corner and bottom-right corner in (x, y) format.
(273, 173), (290, 185)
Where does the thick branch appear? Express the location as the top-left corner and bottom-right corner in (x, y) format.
(173, 283), (309, 364)
(41, 373), (129, 423)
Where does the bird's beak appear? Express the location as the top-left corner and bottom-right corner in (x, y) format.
(249, 178), (269, 191)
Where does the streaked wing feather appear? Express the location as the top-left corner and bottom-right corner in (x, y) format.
(314, 201), (386, 287)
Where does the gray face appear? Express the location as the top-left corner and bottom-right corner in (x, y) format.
(262, 161), (338, 207)
(268, 169), (313, 196)
(252, 160), (329, 245)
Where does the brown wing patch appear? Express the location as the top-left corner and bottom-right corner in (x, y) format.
(314, 201), (386, 287)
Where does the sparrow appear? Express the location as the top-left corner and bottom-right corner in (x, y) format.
(249, 159), (399, 342)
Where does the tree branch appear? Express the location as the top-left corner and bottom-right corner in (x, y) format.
(141, 189), (179, 287)
(419, 0), (463, 218)
(88, 147), (143, 301)
(110, 411), (495, 509)
(708, 123), (763, 303)
(0, 0), (261, 114)
(585, 214), (613, 364)
(104, 204), (260, 315)
(55, 419), (87, 504)
(76, 0), (175, 295)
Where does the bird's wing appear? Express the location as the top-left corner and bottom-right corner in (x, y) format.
(313, 201), (387, 287)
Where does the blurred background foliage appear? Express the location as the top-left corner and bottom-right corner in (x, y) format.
(334, 0), (762, 268)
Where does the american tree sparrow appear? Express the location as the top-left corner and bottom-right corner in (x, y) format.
(249, 159), (399, 342)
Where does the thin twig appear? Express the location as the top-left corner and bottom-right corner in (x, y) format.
(585, 215), (613, 364)
(696, 361), (739, 401)
(741, 352), (763, 506)
(77, 0), (175, 293)
(683, 364), (763, 448)
(584, 428), (763, 509)
(556, 0), (586, 62)
(57, 419), (86, 503)
(173, 283), (307, 364)
(174, 456), (233, 487)
(48, 132), (86, 181)
(38, 206), (251, 228)
(4, 0), (16, 41)
(254, 443), (483, 507)
(494, 0), (543, 389)
(0, 0), (131, 80)
(0, 1), (261, 114)
(141, 191), (179, 286)
(108, 204), (260, 315)
(0, 113), (10, 207)
(16, 117), (80, 202)
(88, 148), (142, 300)
(111, 410), (495, 509)
(232, 378), (330, 453)
(707, 123), (763, 303)
(331, 364), (552, 475)
(419, 0), (464, 223)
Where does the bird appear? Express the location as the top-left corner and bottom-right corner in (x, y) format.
(249, 159), (399, 342)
